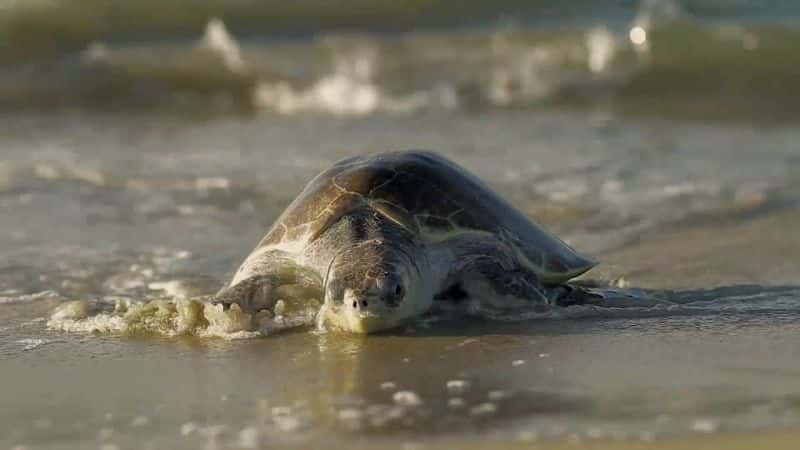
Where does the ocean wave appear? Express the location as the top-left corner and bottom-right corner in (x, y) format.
(2, 2), (800, 119)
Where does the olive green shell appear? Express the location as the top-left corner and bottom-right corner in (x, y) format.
(259, 151), (594, 284)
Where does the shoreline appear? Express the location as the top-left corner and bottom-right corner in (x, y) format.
(595, 208), (800, 290)
(427, 428), (800, 450)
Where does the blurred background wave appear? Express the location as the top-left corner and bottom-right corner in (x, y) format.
(2, 0), (799, 120)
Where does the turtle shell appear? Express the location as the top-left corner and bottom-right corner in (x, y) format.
(259, 151), (594, 284)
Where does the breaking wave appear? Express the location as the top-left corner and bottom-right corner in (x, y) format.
(2, 0), (800, 119)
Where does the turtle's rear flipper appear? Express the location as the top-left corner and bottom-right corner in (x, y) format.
(546, 285), (604, 307)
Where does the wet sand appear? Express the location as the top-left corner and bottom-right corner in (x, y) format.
(6, 200), (800, 449)
(597, 209), (800, 289)
(434, 429), (800, 450)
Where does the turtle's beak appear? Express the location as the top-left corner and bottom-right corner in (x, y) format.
(318, 306), (386, 334)
(341, 291), (388, 333)
(344, 311), (383, 334)
(318, 290), (396, 334)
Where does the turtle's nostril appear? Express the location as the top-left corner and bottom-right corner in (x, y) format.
(351, 300), (369, 309)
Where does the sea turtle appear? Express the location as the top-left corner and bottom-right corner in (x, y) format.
(213, 151), (595, 333)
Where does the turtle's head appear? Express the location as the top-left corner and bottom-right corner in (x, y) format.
(319, 239), (432, 334)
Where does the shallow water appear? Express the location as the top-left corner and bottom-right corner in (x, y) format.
(5, 290), (800, 450)
(3, 1), (800, 449)
(2, 109), (800, 450)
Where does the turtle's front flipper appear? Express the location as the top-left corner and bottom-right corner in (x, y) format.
(212, 248), (322, 314)
(212, 274), (282, 313)
(431, 233), (545, 303)
(431, 233), (597, 307)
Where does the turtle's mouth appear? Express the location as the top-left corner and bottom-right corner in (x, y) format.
(317, 304), (380, 334)
(317, 289), (414, 334)
(344, 310), (386, 334)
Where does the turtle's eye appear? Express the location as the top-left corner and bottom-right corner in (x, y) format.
(378, 274), (405, 307)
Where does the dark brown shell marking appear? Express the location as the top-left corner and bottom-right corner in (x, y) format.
(258, 151), (594, 283)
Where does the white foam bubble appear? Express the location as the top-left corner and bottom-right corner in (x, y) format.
(272, 413), (303, 433)
(488, 390), (509, 401)
(180, 422), (198, 436)
(469, 402), (497, 416)
(83, 41), (110, 62)
(130, 416), (149, 427)
(446, 380), (470, 395)
(448, 398), (465, 409)
(147, 280), (190, 299)
(691, 418), (718, 433)
(238, 426), (260, 449)
(0, 290), (59, 305)
(393, 391), (422, 407)
(199, 18), (246, 73)
(195, 176), (230, 191)
(337, 408), (364, 431)
(586, 27), (617, 73)
(16, 338), (49, 351)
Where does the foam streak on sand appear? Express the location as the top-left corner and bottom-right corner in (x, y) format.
(45, 297), (319, 339)
(0, 290), (59, 304)
(44, 280), (800, 340)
